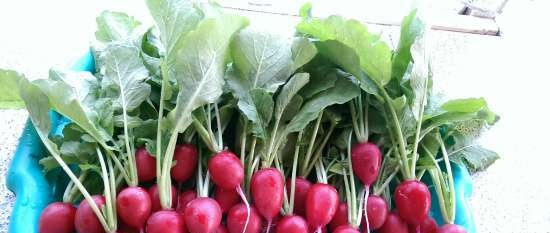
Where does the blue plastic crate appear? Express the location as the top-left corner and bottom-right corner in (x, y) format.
(5, 51), (476, 233)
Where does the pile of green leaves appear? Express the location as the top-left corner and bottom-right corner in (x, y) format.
(1, 0), (499, 226)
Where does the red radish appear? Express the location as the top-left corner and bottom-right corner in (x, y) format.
(394, 180), (431, 225)
(351, 142), (382, 186)
(75, 195), (106, 233)
(146, 210), (186, 233)
(136, 148), (156, 182)
(117, 222), (139, 233)
(377, 213), (408, 233)
(216, 225), (229, 233)
(208, 150), (244, 189)
(408, 216), (437, 233)
(305, 183), (339, 233)
(227, 204), (263, 233)
(149, 184), (177, 212)
(251, 168), (285, 232)
(286, 177), (312, 217)
(332, 225), (360, 233)
(184, 197), (222, 233)
(308, 225), (327, 233)
(215, 187), (241, 214)
(177, 190), (197, 214)
(117, 186), (152, 229)
(39, 202), (76, 233)
(437, 224), (467, 233)
(275, 215), (308, 233)
(365, 195), (388, 230)
(171, 144), (199, 183)
(328, 202), (348, 231)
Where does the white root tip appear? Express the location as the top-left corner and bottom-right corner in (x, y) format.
(364, 185), (371, 233)
(237, 186), (250, 233)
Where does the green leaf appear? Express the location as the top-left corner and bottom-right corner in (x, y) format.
(99, 43), (151, 113)
(146, 0), (204, 60)
(441, 98), (487, 113)
(249, 89), (274, 139)
(408, 31), (431, 121)
(274, 73), (310, 119)
(299, 67), (338, 99)
(169, 14), (248, 133)
(231, 29), (293, 92)
(449, 145), (499, 173)
(114, 114), (143, 129)
(291, 37), (317, 72)
(281, 95), (303, 123)
(95, 11), (141, 43)
(392, 9), (425, 81)
(36, 69), (114, 144)
(297, 15), (392, 86)
(286, 76), (360, 133)
(0, 69), (25, 109)
(314, 40), (379, 96)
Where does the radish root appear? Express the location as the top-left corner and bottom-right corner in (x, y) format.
(364, 185), (371, 232)
(236, 186), (250, 233)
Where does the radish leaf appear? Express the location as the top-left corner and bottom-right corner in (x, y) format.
(95, 11), (141, 43)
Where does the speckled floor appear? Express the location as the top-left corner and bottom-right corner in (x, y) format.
(1, 0), (549, 232)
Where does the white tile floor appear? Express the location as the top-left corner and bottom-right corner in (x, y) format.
(1, 0), (549, 232)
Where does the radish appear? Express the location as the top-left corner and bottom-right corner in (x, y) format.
(75, 195), (106, 233)
(275, 215), (308, 233)
(408, 216), (437, 233)
(136, 148), (156, 182)
(394, 180), (431, 225)
(437, 224), (467, 233)
(177, 190), (197, 214)
(146, 210), (186, 233)
(350, 142), (381, 232)
(328, 202), (348, 231)
(377, 213), (408, 233)
(227, 204), (263, 233)
(216, 225), (229, 233)
(308, 225), (327, 233)
(38, 202), (76, 233)
(184, 197), (222, 233)
(351, 142), (382, 186)
(171, 144), (198, 183)
(215, 187), (241, 215)
(149, 184), (177, 212)
(332, 225), (360, 233)
(116, 186), (152, 229)
(285, 177), (311, 217)
(208, 151), (244, 189)
(251, 168), (285, 233)
(364, 195), (388, 230)
(305, 183), (339, 233)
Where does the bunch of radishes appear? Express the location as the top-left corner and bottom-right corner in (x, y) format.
(15, 1), (499, 233)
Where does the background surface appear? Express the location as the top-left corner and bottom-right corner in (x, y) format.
(1, 0), (549, 232)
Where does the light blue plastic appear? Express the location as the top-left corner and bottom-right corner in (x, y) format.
(6, 51), (95, 233)
(5, 51), (476, 232)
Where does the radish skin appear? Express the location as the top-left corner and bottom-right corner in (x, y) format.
(171, 144), (198, 183)
(394, 180), (431, 225)
(75, 195), (106, 233)
(351, 142), (382, 186)
(215, 187), (241, 215)
(408, 216), (437, 233)
(227, 204), (263, 233)
(275, 215), (308, 233)
(286, 177), (311, 217)
(377, 213), (408, 233)
(216, 225), (229, 233)
(146, 210), (186, 233)
(184, 197), (222, 233)
(364, 195), (388, 230)
(328, 202), (348, 231)
(117, 186), (152, 229)
(305, 183), (339, 232)
(208, 151), (244, 189)
(437, 224), (467, 233)
(177, 190), (197, 214)
(332, 225), (360, 233)
(149, 184), (177, 212)
(251, 168), (285, 233)
(135, 148), (156, 182)
(39, 202), (76, 233)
